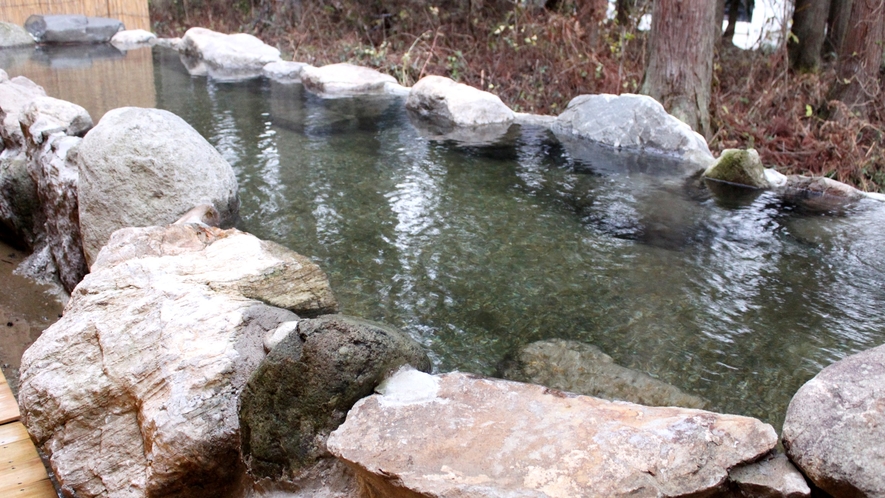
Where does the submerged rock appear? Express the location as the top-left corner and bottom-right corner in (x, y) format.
(180, 27), (281, 81)
(0, 21), (35, 48)
(782, 343), (885, 497)
(24, 14), (123, 44)
(301, 63), (404, 97)
(503, 339), (707, 409)
(328, 368), (777, 498)
(552, 93), (714, 175)
(18, 223), (338, 498)
(704, 149), (768, 188)
(239, 315), (430, 481)
(727, 452), (811, 498)
(75, 107), (239, 266)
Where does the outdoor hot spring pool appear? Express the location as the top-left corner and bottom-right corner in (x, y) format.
(5, 45), (885, 432)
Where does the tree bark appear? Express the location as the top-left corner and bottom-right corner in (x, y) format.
(642, 0), (717, 137)
(824, 0), (854, 56)
(789, 0), (831, 72)
(715, 0), (726, 37)
(829, 0), (885, 117)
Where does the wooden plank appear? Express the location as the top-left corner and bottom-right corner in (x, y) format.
(0, 372), (20, 425)
(0, 438), (42, 473)
(0, 477), (56, 498)
(0, 423), (31, 446)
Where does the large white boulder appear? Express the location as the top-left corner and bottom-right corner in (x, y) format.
(552, 94), (715, 175)
(19, 223), (338, 497)
(180, 27), (281, 81)
(300, 63), (404, 97)
(783, 343), (885, 497)
(75, 107), (239, 266)
(328, 368), (778, 497)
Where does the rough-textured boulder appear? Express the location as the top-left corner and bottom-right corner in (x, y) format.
(180, 27), (281, 81)
(0, 21), (35, 48)
(703, 149), (768, 188)
(782, 343), (885, 497)
(552, 93), (714, 175)
(407, 75), (515, 128)
(239, 315), (431, 481)
(75, 107), (239, 266)
(780, 175), (868, 213)
(0, 73), (47, 247)
(503, 339), (707, 409)
(20, 94), (95, 287)
(328, 367), (778, 497)
(301, 63), (404, 97)
(727, 452), (810, 498)
(263, 61), (310, 83)
(110, 29), (156, 49)
(24, 14), (123, 44)
(19, 223), (338, 498)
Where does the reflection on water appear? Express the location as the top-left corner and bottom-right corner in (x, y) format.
(1, 44), (155, 121)
(8, 47), (885, 432)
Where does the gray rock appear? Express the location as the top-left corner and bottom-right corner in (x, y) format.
(0, 75), (47, 248)
(328, 367), (778, 498)
(19, 224), (337, 498)
(239, 315), (431, 480)
(20, 95), (93, 143)
(504, 339), (707, 409)
(24, 15), (123, 44)
(0, 21), (35, 48)
(728, 452), (811, 498)
(263, 60), (310, 83)
(552, 93), (714, 175)
(180, 27), (281, 81)
(301, 63), (401, 97)
(779, 175), (867, 213)
(406, 75), (515, 128)
(782, 343), (885, 497)
(704, 149), (768, 188)
(75, 107), (239, 266)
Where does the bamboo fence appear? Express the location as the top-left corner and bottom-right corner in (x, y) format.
(1, 0), (150, 32)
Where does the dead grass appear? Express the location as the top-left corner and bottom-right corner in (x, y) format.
(151, 1), (885, 192)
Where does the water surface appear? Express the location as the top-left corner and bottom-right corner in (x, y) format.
(6, 46), (885, 431)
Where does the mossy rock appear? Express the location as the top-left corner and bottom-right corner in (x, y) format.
(703, 149), (768, 188)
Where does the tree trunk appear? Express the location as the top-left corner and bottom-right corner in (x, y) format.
(829, 0), (885, 117)
(715, 0), (726, 37)
(789, 0), (831, 72)
(824, 0), (854, 56)
(642, 0), (717, 137)
(722, 0), (741, 43)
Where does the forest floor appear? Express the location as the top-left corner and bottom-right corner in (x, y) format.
(150, 2), (885, 192)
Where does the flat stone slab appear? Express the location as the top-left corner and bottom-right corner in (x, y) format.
(24, 15), (123, 44)
(301, 63), (401, 97)
(328, 368), (778, 497)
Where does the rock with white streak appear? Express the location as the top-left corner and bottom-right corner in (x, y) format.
(328, 368), (778, 498)
(263, 61), (310, 83)
(727, 452), (810, 498)
(301, 63), (403, 97)
(782, 343), (885, 497)
(19, 223), (338, 498)
(553, 93), (714, 175)
(75, 107), (239, 266)
(180, 27), (281, 81)
(110, 29), (156, 49)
